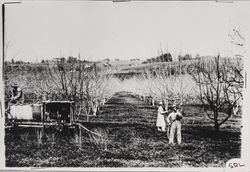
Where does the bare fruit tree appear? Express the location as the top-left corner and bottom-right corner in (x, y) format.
(191, 55), (243, 132)
(5, 60), (118, 121)
(79, 67), (118, 119)
(121, 68), (198, 108)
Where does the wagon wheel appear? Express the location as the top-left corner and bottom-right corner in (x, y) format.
(4, 109), (15, 127)
(4, 110), (10, 123)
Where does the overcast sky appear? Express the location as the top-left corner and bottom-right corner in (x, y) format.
(4, 1), (250, 62)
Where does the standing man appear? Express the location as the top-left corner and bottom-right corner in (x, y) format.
(167, 104), (183, 144)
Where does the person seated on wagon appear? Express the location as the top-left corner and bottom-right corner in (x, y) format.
(6, 83), (24, 111)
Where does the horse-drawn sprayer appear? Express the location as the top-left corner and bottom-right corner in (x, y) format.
(5, 101), (101, 147)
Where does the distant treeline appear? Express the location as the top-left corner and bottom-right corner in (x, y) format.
(4, 60), (98, 81)
(178, 54), (193, 61)
(7, 56), (89, 65)
(143, 52), (200, 64)
(143, 53), (172, 64)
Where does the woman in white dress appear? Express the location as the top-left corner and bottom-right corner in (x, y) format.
(156, 102), (168, 132)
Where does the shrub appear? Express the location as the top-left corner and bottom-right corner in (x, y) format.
(88, 128), (110, 151)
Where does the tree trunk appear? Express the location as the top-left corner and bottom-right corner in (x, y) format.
(91, 101), (98, 116)
(152, 99), (155, 106)
(214, 119), (220, 133)
(93, 107), (97, 116)
(164, 99), (168, 111)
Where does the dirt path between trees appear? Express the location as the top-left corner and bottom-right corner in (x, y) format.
(80, 91), (157, 125)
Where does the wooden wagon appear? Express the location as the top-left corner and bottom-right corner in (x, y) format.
(5, 101), (99, 146)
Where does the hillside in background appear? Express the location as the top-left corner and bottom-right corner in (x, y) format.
(6, 55), (236, 81)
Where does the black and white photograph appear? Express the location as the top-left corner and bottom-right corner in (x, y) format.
(1, 0), (249, 169)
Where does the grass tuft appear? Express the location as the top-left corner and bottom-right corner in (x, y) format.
(88, 128), (110, 151)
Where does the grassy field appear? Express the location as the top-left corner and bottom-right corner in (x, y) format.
(5, 91), (241, 167)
